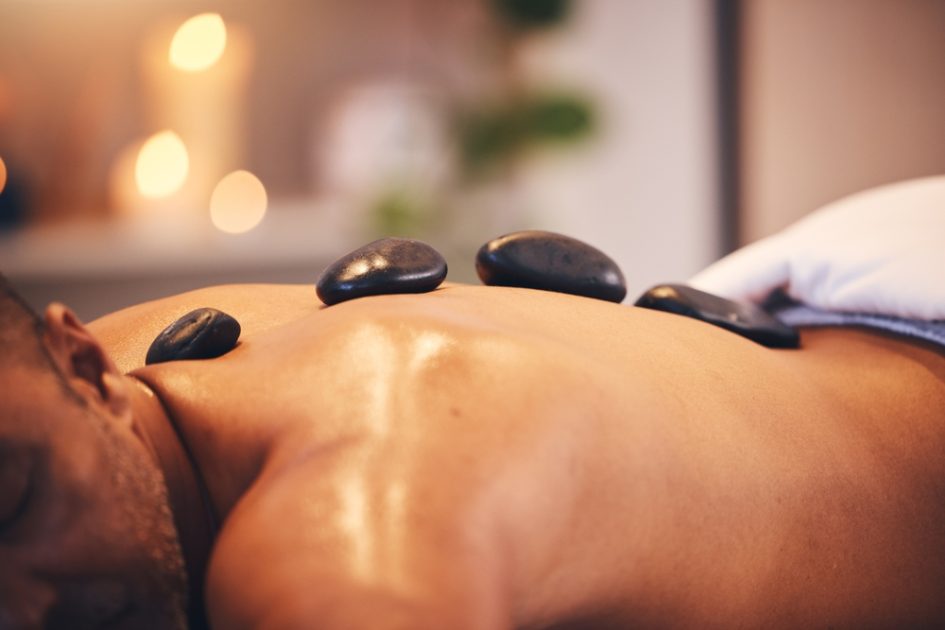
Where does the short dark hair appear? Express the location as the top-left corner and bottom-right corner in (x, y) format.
(0, 274), (88, 407)
(0, 273), (47, 368)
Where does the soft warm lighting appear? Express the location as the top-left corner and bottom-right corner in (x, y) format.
(135, 131), (190, 198)
(0, 156), (7, 196)
(108, 142), (140, 214)
(169, 13), (227, 72)
(209, 170), (268, 234)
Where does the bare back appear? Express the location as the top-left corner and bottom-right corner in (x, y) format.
(89, 284), (945, 628)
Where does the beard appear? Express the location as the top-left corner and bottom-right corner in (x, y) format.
(102, 420), (190, 629)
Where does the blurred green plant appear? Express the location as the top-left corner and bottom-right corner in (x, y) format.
(369, 0), (594, 238)
(371, 187), (434, 237)
(493, 0), (571, 30)
(458, 93), (595, 177)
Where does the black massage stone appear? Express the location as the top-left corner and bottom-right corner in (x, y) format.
(634, 284), (800, 348)
(316, 237), (448, 306)
(145, 308), (242, 365)
(476, 230), (627, 303)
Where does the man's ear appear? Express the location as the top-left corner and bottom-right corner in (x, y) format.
(42, 303), (131, 422)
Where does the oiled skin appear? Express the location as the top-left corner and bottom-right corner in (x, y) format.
(89, 284), (945, 629)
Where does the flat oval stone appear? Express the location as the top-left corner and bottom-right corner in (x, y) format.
(316, 238), (448, 306)
(145, 308), (241, 365)
(634, 283), (799, 348)
(476, 230), (627, 303)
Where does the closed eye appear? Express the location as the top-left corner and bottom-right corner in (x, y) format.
(0, 457), (34, 535)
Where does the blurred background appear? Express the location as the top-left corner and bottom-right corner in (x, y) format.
(0, 0), (943, 320)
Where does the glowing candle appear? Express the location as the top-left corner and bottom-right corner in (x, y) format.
(135, 131), (189, 198)
(209, 170), (268, 234)
(169, 13), (227, 72)
(138, 14), (252, 221)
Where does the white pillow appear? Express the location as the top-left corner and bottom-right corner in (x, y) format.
(689, 175), (945, 321)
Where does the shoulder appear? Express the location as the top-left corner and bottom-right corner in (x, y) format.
(87, 284), (319, 372)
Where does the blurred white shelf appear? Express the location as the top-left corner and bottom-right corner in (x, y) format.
(0, 198), (348, 280)
(0, 199), (351, 319)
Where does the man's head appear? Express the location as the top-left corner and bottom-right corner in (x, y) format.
(0, 275), (187, 629)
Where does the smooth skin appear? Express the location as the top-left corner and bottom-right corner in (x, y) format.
(4, 283), (944, 628)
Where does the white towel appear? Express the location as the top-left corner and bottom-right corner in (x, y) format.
(689, 175), (945, 321)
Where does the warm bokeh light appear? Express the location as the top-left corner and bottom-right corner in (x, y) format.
(135, 131), (190, 198)
(169, 13), (227, 72)
(0, 156), (7, 196)
(209, 170), (268, 234)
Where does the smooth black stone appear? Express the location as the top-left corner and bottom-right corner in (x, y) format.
(316, 238), (448, 306)
(634, 284), (800, 348)
(145, 308), (241, 365)
(475, 230), (627, 303)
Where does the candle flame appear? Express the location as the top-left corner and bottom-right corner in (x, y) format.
(135, 131), (190, 198)
(210, 170), (268, 234)
(169, 13), (227, 72)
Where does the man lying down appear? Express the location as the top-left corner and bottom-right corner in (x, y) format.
(2, 176), (944, 629)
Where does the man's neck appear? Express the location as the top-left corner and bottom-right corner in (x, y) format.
(125, 375), (217, 629)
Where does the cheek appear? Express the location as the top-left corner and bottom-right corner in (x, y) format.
(42, 404), (186, 600)
(41, 448), (144, 570)
(51, 423), (181, 571)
